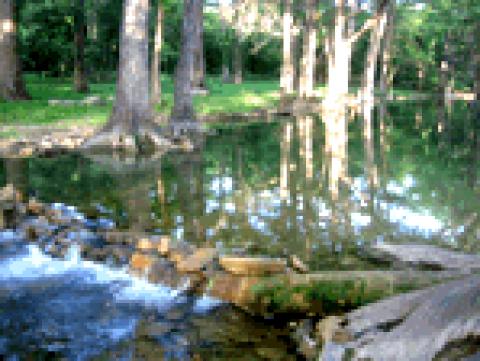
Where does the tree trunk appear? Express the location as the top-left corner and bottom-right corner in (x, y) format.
(474, 20), (480, 103)
(74, 0), (89, 93)
(0, 0), (29, 100)
(379, 2), (394, 98)
(298, 0), (317, 98)
(360, 4), (388, 103)
(151, 1), (163, 103)
(325, 0), (350, 106)
(109, 0), (152, 131)
(281, 0), (294, 95)
(171, 0), (198, 125)
(219, 0), (231, 83)
(85, 0), (164, 150)
(192, 0), (206, 90)
(233, 35), (243, 84)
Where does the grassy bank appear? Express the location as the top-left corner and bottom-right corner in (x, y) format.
(0, 74), (282, 126)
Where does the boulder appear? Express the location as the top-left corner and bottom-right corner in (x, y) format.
(219, 256), (287, 276)
(176, 247), (218, 273)
(320, 275), (480, 361)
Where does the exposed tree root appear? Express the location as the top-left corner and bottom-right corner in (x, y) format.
(82, 123), (172, 153)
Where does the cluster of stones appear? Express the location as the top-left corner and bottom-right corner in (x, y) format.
(0, 126), (97, 158)
(3, 183), (478, 360)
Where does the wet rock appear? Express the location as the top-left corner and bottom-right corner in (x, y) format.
(176, 248), (218, 273)
(22, 217), (53, 241)
(27, 198), (44, 216)
(219, 256), (287, 276)
(130, 253), (158, 272)
(105, 231), (146, 245)
(292, 319), (318, 360)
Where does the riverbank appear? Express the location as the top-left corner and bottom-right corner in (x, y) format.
(2, 182), (479, 360)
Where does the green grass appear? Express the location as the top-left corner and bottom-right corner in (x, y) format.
(0, 74), (282, 126)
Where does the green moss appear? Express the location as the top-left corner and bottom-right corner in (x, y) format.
(251, 279), (420, 316)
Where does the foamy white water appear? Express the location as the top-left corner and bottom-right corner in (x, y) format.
(0, 244), (186, 310)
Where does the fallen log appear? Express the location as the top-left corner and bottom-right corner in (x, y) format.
(207, 269), (467, 316)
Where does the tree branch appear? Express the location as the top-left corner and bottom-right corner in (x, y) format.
(347, 0), (390, 45)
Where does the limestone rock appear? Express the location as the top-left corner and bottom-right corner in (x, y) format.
(176, 247), (218, 273)
(219, 256), (287, 276)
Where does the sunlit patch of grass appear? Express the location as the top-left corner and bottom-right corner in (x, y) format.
(1, 74), (283, 125)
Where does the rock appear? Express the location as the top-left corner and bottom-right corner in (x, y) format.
(292, 319), (318, 360)
(316, 316), (346, 345)
(157, 235), (171, 255)
(19, 146), (34, 157)
(219, 256), (287, 276)
(81, 96), (106, 106)
(0, 184), (16, 204)
(290, 255), (309, 273)
(368, 243), (480, 271)
(27, 198), (44, 216)
(137, 237), (158, 251)
(207, 273), (262, 311)
(176, 247), (218, 273)
(105, 231), (146, 245)
(321, 275), (480, 361)
(130, 253), (158, 272)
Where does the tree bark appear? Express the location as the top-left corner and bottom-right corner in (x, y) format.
(171, 0), (198, 125)
(298, 0), (317, 98)
(325, 0), (350, 105)
(109, 0), (152, 131)
(84, 0), (165, 150)
(219, 0), (231, 83)
(233, 35), (243, 84)
(192, 0), (206, 90)
(281, 0), (294, 95)
(379, 1), (394, 98)
(474, 19), (480, 103)
(151, 1), (163, 103)
(74, 0), (89, 93)
(360, 3), (388, 103)
(0, 0), (29, 100)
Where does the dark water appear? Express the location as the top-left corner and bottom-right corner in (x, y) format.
(0, 100), (478, 359)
